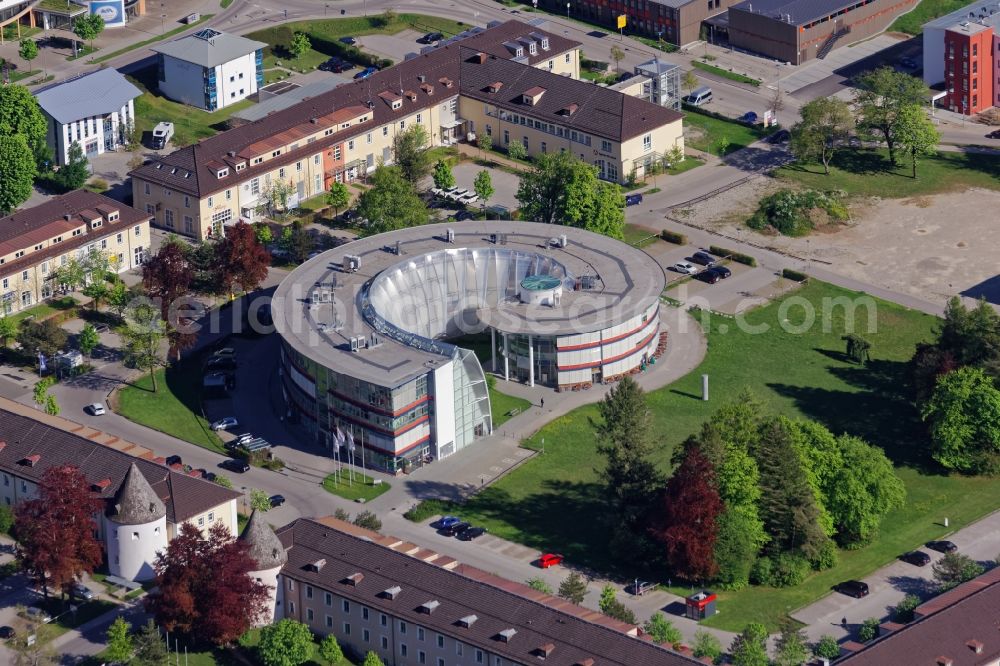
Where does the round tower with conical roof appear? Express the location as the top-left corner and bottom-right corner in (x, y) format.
(104, 462), (168, 582)
(240, 509), (287, 624)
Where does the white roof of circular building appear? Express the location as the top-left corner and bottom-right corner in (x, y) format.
(272, 221), (665, 388)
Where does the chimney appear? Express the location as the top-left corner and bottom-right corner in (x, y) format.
(937, 657), (954, 666)
(64, 213), (72, 221)
(967, 640), (984, 654)
(227, 150), (236, 157)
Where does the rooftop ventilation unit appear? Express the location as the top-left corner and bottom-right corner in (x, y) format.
(446, 228), (455, 243)
(343, 255), (360, 272)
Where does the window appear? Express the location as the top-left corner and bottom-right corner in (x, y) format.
(476, 649), (484, 663)
(326, 615), (333, 628)
(503, 129), (509, 145)
(279, 168), (285, 179)
(362, 607), (369, 620)
(401, 645), (408, 657)
(184, 216), (193, 234)
(419, 651), (426, 664)
(343, 623), (351, 635)
(602, 139), (613, 153)
(400, 120), (406, 129)
(643, 134), (652, 152)
(973, 43), (978, 57)
(314, 154), (320, 165)
(296, 161), (302, 172)
(197, 517), (205, 527)
(541, 141), (547, 154)
(380, 614), (387, 627)
(416, 113), (422, 123)
(226, 189), (232, 201)
(143, 182), (150, 195)
(131, 531), (139, 540)
(363, 629), (370, 643)
(399, 621), (407, 635)
(21, 270), (29, 281)
(548, 60), (554, 70)
(251, 178), (260, 195)
(1, 279), (6, 290)
(367, 133), (372, 144)
(208, 511), (214, 522)
(417, 627), (424, 641)
(334, 146), (342, 160)
(306, 585), (313, 599)
(289, 601), (295, 613)
(522, 137), (528, 151)
(383, 126), (388, 136)
(348, 140), (355, 151)
(565, 52), (571, 63)
(381, 636), (388, 649)
(456, 642), (463, 656)
(164, 209), (174, 227)
(207, 197), (214, 208)
(342, 599), (350, 613)
(438, 659), (445, 666)
(211, 209), (233, 225)
(306, 609), (314, 621)
(437, 635), (444, 648)
(325, 592), (332, 607)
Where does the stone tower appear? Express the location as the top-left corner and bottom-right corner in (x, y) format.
(239, 509), (287, 624)
(104, 462), (167, 582)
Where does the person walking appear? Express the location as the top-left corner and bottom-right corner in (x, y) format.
(540, 398), (545, 410)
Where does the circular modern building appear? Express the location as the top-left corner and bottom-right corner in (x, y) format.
(273, 221), (666, 473)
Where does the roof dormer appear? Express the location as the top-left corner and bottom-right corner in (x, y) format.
(530, 32), (550, 50)
(438, 76), (453, 88)
(420, 82), (434, 95)
(486, 81), (503, 93)
(522, 86), (545, 105)
(378, 91), (403, 110)
(404, 90), (417, 101)
(559, 103), (579, 116)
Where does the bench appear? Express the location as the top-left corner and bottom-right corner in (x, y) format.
(506, 408), (520, 417)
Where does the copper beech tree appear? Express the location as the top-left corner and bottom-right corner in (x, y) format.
(212, 220), (271, 297)
(15, 465), (103, 599)
(146, 522), (270, 646)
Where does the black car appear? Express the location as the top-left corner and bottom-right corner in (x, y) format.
(453, 210), (475, 221)
(319, 57), (347, 72)
(0, 626), (13, 639)
(690, 251), (716, 266)
(418, 32), (444, 44)
(767, 129), (791, 144)
(165, 455), (183, 467)
(340, 36), (357, 45)
(625, 580), (655, 596)
(457, 526), (488, 541)
(834, 580), (870, 598)
(441, 521), (471, 537)
(987, 129), (1000, 139)
(900, 550), (931, 566)
(926, 540), (957, 553)
(696, 270), (721, 284)
(269, 494), (286, 508)
(707, 265), (732, 280)
(221, 459), (251, 473)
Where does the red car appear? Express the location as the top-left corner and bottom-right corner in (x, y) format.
(538, 553), (564, 569)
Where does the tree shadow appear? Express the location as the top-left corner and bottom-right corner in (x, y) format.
(961, 273), (1000, 306)
(885, 574), (937, 598)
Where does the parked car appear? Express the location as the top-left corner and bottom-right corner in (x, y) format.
(900, 551), (931, 566)
(457, 526), (488, 541)
(452, 210), (476, 221)
(71, 583), (94, 600)
(690, 251), (716, 266)
(86, 402), (106, 416)
(538, 553), (564, 569)
(319, 56), (345, 71)
(436, 516), (461, 529)
(673, 261), (698, 275)
(418, 31), (444, 44)
(354, 66), (378, 80)
(24, 607), (52, 623)
(626, 580), (655, 596)
(221, 459), (251, 473)
(165, 455), (183, 467)
(739, 111), (758, 124)
(625, 193), (643, 206)
(766, 129), (791, 144)
(926, 540), (958, 553)
(93, 323), (110, 334)
(987, 129), (1000, 139)
(340, 36), (357, 45)
(234, 433), (255, 447)
(0, 626), (14, 639)
(330, 59), (353, 73)
(269, 494), (286, 508)
(833, 580), (870, 598)
(898, 57), (918, 70)
(707, 265), (732, 280)
(210, 417), (239, 431)
(151, 121), (174, 150)
(213, 347), (237, 359)
(696, 270), (721, 284)
(441, 521), (470, 537)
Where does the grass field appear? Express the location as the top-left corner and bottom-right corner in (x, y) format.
(491, 386), (532, 428)
(890, 0), (969, 35)
(7, 296), (77, 325)
(425, 281), (1000, 630)
(779, 148), (1000, 197)
(623, 223), (661, 248)
(666, 156), (705, 175)
(115, 361), (224, 452)
(683, 107), (770, 153)
(323, 472), (391, 502)
(691, 60), (761, 86)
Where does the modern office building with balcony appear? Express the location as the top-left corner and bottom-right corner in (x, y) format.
(151, 28), (265, 111)
(272, 221), (666, 473)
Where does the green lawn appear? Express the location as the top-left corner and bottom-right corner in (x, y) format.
(7, 296), (77, 325)
(491, 385), (531, 428)
(666, 156), (705, 175)
(115, 361), (224, 453)
(683, 107), (770, 153)
(779, 148), (1000, 197)
(691, 60), (761, 86)
(322, 472), (391, 502)
(93, 15), (214, 64)
(38, 599), (118, 640)
(623, 223), (661, 248)
(431, 281), (1000, 630)
(890, 0), (969, 35)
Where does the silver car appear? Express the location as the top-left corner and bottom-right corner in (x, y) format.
(210, 417), (239, 431)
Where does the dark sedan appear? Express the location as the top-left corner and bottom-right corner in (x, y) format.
(696, 270), (721, 284)
(441, 521), (470, 537)
(457, 526), (488, 541)
(926, 540), (958, 553)
(221, 459), (251, 473)
(354, 66), (378, 80)
(900, 551), (931, 566)
(707, 265), (732, 280)
(833, 580), (870, 598)
(340, 36), (357, 45)
(690, 251), (716, 266)
(269, 494), (286, 508)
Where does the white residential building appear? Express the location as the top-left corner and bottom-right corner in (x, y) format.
(151, 28), (265, 111)
(34, 68), (141, 166)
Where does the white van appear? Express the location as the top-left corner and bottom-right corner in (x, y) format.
(685, 86), (713, 106)
(151, 122), (174, 150)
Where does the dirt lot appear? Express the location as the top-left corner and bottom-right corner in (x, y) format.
(675, 182), (1000, 306)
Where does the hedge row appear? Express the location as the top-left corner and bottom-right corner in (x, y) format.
(781, 268), (809, 283)
(709, 245), (756, 267)
(660, 230), (687, 245)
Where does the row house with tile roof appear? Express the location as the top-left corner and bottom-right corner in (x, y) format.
(0, 191), (150, 317)
(130, 20), (683, 242)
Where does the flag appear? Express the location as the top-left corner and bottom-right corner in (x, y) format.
(347, 429), (356, 453)
(38, 353), (46, 373)
(335, 427), (345, 452)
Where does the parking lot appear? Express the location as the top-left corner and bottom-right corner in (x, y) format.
(356, 30), (426, 64)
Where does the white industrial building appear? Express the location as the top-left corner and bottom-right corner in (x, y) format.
(151, 28), (265, 111)
(33, 68), (141, 165)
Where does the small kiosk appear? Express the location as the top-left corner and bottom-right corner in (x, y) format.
(685, 590), (717, 620)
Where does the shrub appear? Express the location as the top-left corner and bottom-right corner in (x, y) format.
(660, 230), (687, 244)
(858, 617), (880, 642)
(506, 142), (527, 161)
(749, 556), (772, 585)
(403, 499), (452, 522)
(0, 505), (13, 534)
(894, 594), (920, 622)
(353, 510), (382, 531)
(708, 245), (756, 266)
(747, 189), (848, 237)
(812, 539), (838, 570)
(769, 552), (811, 587)
(813, 634), (840, 659)
(781, 268), (809, 283)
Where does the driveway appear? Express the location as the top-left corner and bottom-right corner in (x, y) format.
(451, 162), (520, 211)
(357, 30), (425, 63)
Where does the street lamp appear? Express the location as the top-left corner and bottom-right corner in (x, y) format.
(566, 2), (570, 17)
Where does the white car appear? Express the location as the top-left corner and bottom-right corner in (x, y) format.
(86, 403), (106, 416)
(458, 192), (479, 205)
(211, 417), (239, 431)
(673, 261), (698, 275)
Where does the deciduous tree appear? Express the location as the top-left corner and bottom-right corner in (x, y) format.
(250, 488), (272, 512)
(55, 142), (90, 191)
(644, 612), (682, 646)
(106, 616), (134, 664)
(790, 97), (853, 175)
(938, 297), (1000, 369)
(392, 124), (432, 184)
(288, 32), (311, 60)
(682, 70), (698, 95)
(596, 377), (663, 554)
(318, 634), (344, 664)
(142, 242), (194, 356)
(18, 39), (38, 71)
(353, 510), (382, 531)
(254, 222), (274, 245)
(895, 105), (939, 178)
(362, 651), (384, 666)
(78, 323), (100, 358)
(813, 635), (840, 660)
(17, 319), (68, 358)
(853, 66), (928, 165)
(259, 618), (313, 666)
(921, 366), (1000, 472)
(473, 170), (494, 209)
(610, 45), (625, 71)
(557, 571), (587, 604)
(327, 181), (350, 217)
(82, 281), (109, 312)
(119, 301), (168, 392)
(72, 13), (105, 53)
(0, 317), (20, 349)
(107, 281), (132, 320)
(432, 160), (455, 191)
(730, 622), (769, 666)
(146, 522), (270, 646)
(932, 551), (985, 591)
(356, 166), (429, 235)
(692, 630), (722, 662)
(477, 132), (492, 156)
(15, 466), (103, 599)
(213, 221), (270, 296)
(0, 84), (47, 151)
(0, 134), (37, 214)
(653, 442), (722, 581)
(858, 617), (880, 642)
(279, 222), (315, 262)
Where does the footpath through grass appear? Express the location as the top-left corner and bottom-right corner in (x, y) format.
(115, 361), (224, 453)
(431, 281), (1000, 631)
(890, 0), (969, 35)
(778, 148), (1000, 197)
